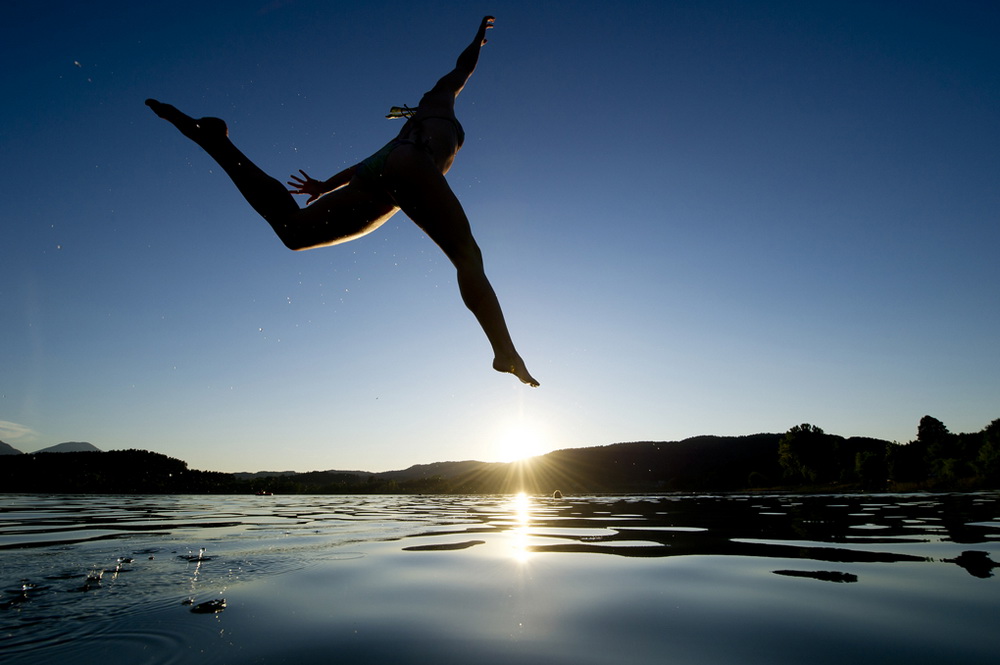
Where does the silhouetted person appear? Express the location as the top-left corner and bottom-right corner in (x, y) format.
(146, 17), (537, 386)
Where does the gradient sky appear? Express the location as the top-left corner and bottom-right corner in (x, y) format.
(3, 0), (998, 473)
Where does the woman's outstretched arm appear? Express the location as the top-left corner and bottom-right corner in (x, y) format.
(287, 166), (357, 204)
(427, 16), (495, 99)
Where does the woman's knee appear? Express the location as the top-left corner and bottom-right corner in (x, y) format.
(266, 218), (312, 251)
(444, 235), (484, 269)
(283, 238), (310, 252)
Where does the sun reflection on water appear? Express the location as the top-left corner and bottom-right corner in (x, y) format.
(510, 492), (533, 562)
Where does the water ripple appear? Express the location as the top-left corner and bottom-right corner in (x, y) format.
(1, 492), (999, 664)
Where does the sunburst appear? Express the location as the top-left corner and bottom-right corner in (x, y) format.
(491, 420), (548, 463)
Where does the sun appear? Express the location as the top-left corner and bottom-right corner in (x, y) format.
(492, 421), (548, 463)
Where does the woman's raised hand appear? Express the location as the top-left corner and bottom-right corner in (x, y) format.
(287, 170), (325, 204)
(478, 16), (495, 45)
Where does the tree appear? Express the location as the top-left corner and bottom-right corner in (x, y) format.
(886, 441), (927, 483)
(918, 415), (975, 482)
(778, 424), (837, 484)
(855, 450), (887, 491)
(977, 419), (1000, 483)
(917, 415), (950, 446)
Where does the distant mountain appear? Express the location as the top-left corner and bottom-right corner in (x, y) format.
(394, 435), (791, 494)
(231, 471), (300, 479)
(0, 440), (23, 455)
(379, 460), (504, 481)
(34, 442), (101, 454)
(239, 436), (790, 495)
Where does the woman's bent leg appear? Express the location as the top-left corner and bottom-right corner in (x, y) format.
(146, 99), (306, 247)
(146, 99), (400, 250)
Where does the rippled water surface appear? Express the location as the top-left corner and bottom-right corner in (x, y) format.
(2, 492), (999, 664)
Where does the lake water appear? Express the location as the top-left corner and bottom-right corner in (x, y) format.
(1, 492), (999, 665)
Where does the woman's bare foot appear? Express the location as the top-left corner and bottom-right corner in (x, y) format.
(145, 99), (228, 145)
(493, 355), (539, 387)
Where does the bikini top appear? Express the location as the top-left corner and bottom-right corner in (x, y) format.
(386, 106), (465, 149)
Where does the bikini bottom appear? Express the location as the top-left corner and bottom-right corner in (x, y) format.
(355, 138), (414, 183)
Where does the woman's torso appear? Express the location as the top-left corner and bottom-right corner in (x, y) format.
(396, 98), (464, 174)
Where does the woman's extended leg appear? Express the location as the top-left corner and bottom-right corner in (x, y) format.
(384, 147), (538, 386)
(146, 100), (299, 230)
(145, 99), (396, 250)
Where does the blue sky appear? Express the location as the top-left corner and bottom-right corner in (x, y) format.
(2, 0), (998, 473)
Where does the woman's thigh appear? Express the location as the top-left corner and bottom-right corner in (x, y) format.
(382, 146), (479, 263)
(288, 182), (399, 250)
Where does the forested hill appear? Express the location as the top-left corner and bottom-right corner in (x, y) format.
(0, 449), (233, 494)
(0, 436), (786, 494)
(2, 416), (998, 494)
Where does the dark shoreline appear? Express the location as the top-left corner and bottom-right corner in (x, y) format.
(3, 415), (997, 495)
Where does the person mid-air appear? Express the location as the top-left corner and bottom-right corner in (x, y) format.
(146, 16), (538, 387)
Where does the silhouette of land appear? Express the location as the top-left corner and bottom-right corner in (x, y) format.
(1, 415), (997, 494)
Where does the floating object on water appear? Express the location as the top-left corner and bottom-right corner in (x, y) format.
(773, 569), (858, 583)
(402, 540), (485, 552)
(190, 598), (227, 614)
(944, 550), (998, 579)
(552, 490), (563, 499)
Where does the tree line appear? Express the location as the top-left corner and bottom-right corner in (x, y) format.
(1, 415), (997, 494)
(0, 450), (450, 495)
(778, 416), (1000, 490)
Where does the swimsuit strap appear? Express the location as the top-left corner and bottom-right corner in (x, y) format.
(385, 106), (464, 148)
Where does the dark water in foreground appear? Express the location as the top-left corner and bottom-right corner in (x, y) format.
(1, 492), (999, 664)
